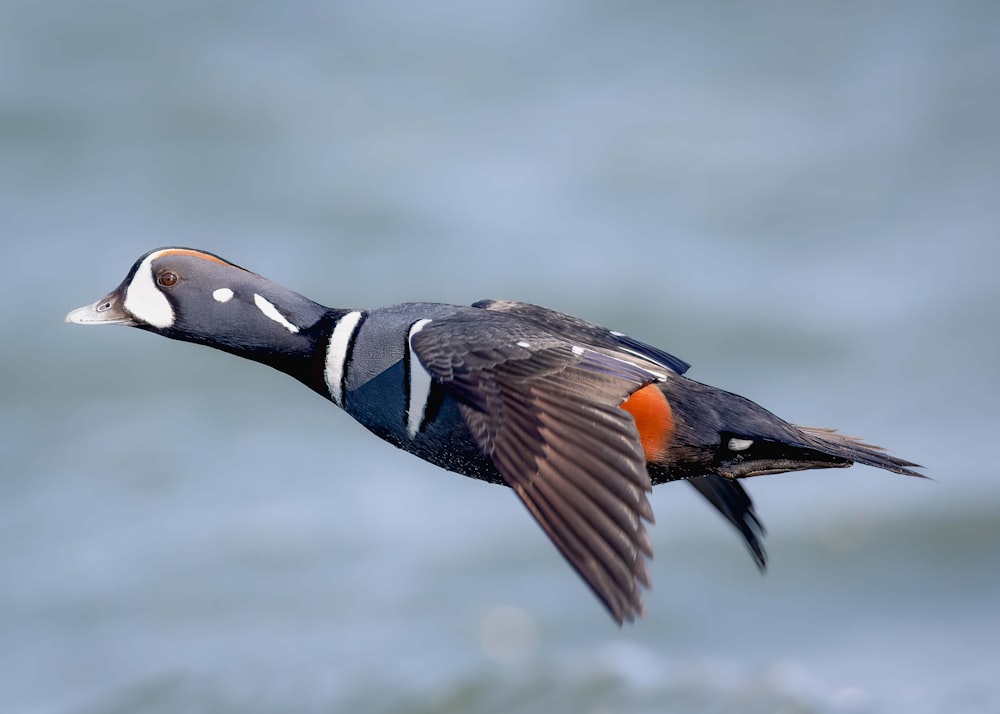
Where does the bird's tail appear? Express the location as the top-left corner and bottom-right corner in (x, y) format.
(793, 425), (923, 478)
(655, 376), (923, 481)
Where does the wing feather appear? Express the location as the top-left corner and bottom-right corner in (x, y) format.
(472, 299), (690, 375)
(411, 314), (659, 624)
(687, 476), (767, 570)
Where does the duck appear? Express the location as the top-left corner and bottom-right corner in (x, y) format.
(66, 247), (921, 624)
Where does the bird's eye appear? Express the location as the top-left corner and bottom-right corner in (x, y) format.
(158, 271), (178, 287)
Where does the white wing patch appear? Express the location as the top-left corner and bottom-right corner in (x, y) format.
(253, 293), (299, 333)
(574, 344), (667, 383)
(728, 438), (754, 452)
(406, 319), (434, 439)
(324, 311), (363, 407)
(123, 250), (174, 328)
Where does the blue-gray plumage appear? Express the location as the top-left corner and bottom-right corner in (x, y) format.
(66, 247), (922, 624)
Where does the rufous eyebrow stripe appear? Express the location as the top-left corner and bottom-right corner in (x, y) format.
(620, 383), (674, 462)
(152, 248), (244, 269)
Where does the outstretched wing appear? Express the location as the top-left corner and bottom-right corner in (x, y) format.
(475, 299), (774, 563)
(410, 313), (661, 624)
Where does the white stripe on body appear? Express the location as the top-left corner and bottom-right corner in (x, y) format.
(324, 311), (364, 407)
(406, 319), (434, 439)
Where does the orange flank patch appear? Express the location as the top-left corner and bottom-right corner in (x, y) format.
(155, 248), (240, 269)
(620, 383), (674, 462)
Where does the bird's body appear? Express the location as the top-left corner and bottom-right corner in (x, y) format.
(67, 247), (921, 623)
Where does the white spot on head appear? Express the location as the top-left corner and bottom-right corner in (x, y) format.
(406, 319), (434, 438)
(212, 288), (234, 303)
(325, 311), (364, 407)
(123, 250), (174, 328)
(253, 293), (299, 333)
(728, 438), (754, 451)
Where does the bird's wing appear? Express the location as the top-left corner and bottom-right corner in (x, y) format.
(472, 299), (691, 376)
(476, 300), (776, 561)
(410, 313), (660, 624)
(686, 475), (767, 570)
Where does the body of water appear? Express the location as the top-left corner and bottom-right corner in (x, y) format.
(2, 2), (998, 712)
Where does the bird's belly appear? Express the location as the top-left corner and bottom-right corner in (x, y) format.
(345, 363), (504, 485)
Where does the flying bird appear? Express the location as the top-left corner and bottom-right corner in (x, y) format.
(67, 247), (921, 624)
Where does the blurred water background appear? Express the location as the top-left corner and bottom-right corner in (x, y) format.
(3, 1), (999, 712)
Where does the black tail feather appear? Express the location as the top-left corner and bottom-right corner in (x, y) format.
(659, 376), (923, 480)
(795, 426), (924, 478)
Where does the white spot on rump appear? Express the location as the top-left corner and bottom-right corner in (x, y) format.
(325, 311), (363, 407)
(728, 438), (754, 451)
(212, 288), (234, 303)
(253, 293), (299, 333)
(123, 250), (174, 328)
(406, 319), (434, 439)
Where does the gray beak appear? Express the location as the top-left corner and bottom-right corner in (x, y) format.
(65, 288), (137, 326)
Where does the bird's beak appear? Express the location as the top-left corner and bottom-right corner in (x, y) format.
(65, 287), (137, 326)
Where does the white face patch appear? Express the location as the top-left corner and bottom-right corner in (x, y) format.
(324, 311), (364, 407)
(253, 293), (299, 333)
(728, 438), (754, 452)
(406, 319), (434, 439)
(213, 288), (234, 303)
(123, 250), (175, 329)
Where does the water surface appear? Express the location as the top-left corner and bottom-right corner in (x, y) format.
(2, 2), (999, 712)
